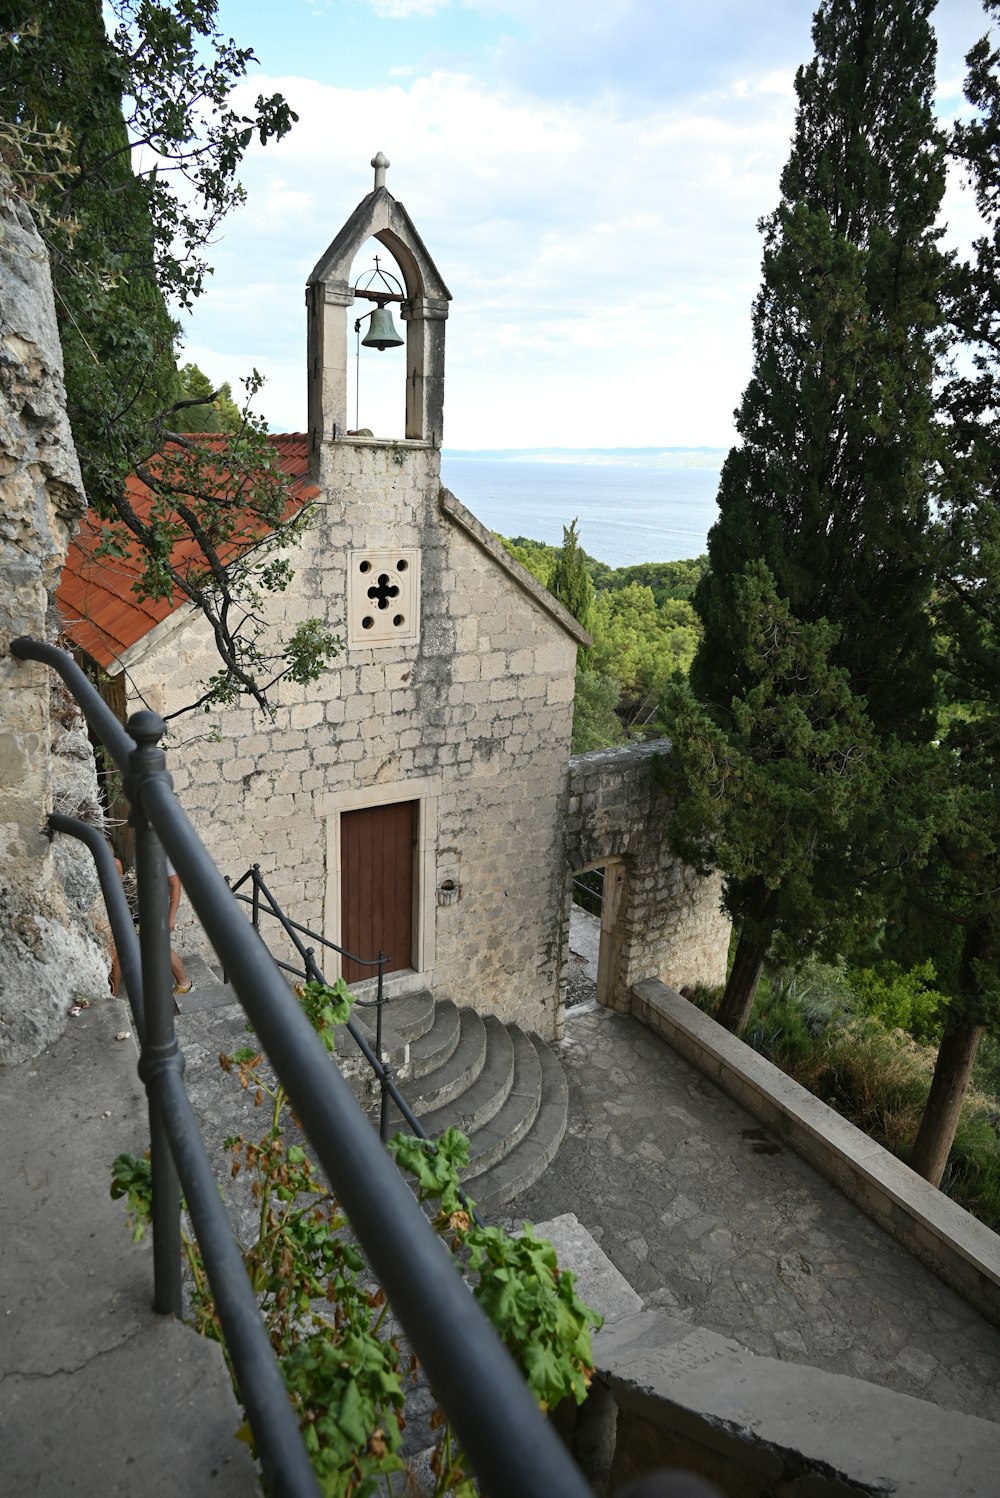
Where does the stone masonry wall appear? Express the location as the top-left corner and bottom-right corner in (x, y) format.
(117, 440), (577, 1038)
(0, 176), (109, 1062)
(565, 741), (730, 1010)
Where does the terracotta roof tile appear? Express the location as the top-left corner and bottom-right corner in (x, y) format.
(57, 433), (317, 671)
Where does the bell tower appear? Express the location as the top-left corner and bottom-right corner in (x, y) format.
(306, 153), (452, 464)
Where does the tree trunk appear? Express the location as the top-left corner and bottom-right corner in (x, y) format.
(908, 1013), (983, 1186)
(909, 923), (988, 1187)
(716, 926), (768, 1035)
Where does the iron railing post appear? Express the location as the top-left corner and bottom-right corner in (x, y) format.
(376, 951), (393, 1142)
(221, 875), (231, 986)
(46, 813), (147, 1044)
(252, 862), (261, 935)
(128, 710), (184, 1319)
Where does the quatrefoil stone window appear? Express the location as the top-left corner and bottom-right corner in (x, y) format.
(347, 549), (420, 648)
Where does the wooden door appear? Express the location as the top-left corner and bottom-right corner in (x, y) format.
(340, 801), (416, 983)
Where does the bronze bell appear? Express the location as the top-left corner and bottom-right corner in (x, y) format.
(362, 306), (404, 351)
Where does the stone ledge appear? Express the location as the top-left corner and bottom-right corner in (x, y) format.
(536, 1213), (1000, 1497)
(597, 1307), (1000, 1498)
(534, 1211), (643, 1328)
(632, 978), (1000, 1329)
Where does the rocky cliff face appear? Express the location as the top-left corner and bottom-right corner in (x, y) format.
(0, 175), (108, 1063)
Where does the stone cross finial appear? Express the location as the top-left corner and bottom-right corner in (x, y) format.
(372, 152), (389, 191)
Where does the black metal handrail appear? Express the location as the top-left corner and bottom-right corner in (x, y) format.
(228, 863), (385, 993)
(12, 636), (593, 1498)
(227, 863), (388, 1004)
(227, 863), (418, 1146)
(573, 866), (605, 917)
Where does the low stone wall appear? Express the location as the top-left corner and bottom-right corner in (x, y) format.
(565, 743), (730, 1009)
(632, 978), (1000, 1331)
(539, 1212), (1000, 1498)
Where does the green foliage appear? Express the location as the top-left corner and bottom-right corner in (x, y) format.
(661, 562), (937, 966)
(465, 1224), (601, 1410)
(846, 961), (944, 1044)
(388, 1133), (604, 1417)
(693, 958), (1000, 1229)
(589, 556), (708, 604)
(176, 363), (243, 434)
(282, 1332), (406, 1497)
(668, 0), (948, 1026)
(109, 1151), (152, 1241)
(386, 1127), (469, 1216)
(692, 0), (946, 735)
(498, 535), (558, 588)
(859, 5), (1000, 1179)
(112, 976), (599, 1495)
(110, 394), (342, 718)
(906, 0), (1000, 1026)
(590, 584), (699, 726)
(571, 667), (627, 754)
(550, 519), (594, 642)
(286, 619), (344, 688)
(298, 979), (355, 1052)
(496, 532), (706, 749)
(692, 0), (946, 734)
(2, 3), (339, 716)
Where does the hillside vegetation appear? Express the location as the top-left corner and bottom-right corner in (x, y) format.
(499, 533), (706, 750)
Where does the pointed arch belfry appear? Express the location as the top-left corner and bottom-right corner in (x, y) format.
(306, 154), (452, 457)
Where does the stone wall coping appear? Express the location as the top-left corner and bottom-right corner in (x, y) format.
(438, 487), (592, 648)
(568, 739), (672, 776)
(632, 977), (1000, 1328)
(597, 1307), (1000, 1498)
(335, 435), (436, 449)
(535, 1212), (1000, 1497)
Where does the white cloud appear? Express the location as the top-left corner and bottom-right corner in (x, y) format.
(754, 71), (795, 98)
(178, 63), (800, 446)
(181, 2), (989, 452)
(368, 0), (449, 16)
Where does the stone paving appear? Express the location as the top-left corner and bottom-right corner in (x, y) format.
(142, 919), (1000, 1434)
(499, 997), (1000, 1425)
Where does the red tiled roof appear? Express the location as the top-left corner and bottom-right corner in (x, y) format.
(57, 433), (317, 671)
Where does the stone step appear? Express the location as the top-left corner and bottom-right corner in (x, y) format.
(346, 987), (436, 1051)
(470, 1036), (569, 1212)
(174, 949), (569, 1217)
(398, 1007), (487, 1113)
(461, 1027), (542, 1181)
(417, 1016), (515, 1137)
(174, 952), (240, 1012)
(370, 987), (436, 1045)
(408, 999), (462, 1080)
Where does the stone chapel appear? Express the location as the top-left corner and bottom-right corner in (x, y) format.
(58, 155), (729, 1040)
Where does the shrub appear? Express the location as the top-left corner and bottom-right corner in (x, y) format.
(846, 960), (945, 1044)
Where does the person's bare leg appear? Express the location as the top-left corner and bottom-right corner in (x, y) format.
(171, 949), (191, 993)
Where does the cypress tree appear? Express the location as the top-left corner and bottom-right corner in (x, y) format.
(902, 2), (1000, 1183)
(550, 519), (594, 637)
(668, 0), (947, 1031)
(551, 518), (595, 680)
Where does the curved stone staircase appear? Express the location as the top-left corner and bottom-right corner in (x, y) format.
(178, 958), (569, 1214)
(345, 987), (569, 1213)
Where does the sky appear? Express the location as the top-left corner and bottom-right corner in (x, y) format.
(175, 0), (993, 450)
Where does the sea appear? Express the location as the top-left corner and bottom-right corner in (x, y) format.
(439, 448), (726, 570)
